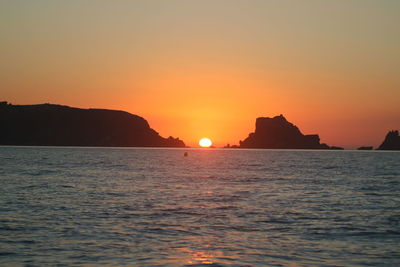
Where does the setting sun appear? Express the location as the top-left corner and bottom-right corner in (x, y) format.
(199, 138), (212, 148)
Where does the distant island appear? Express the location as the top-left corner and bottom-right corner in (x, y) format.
(357, 146), (373, 150)
(377, 130), (400, 150)
(237, 115), (342, 149)
(1, 101), (398, 150)
(0, 102), (185, 147)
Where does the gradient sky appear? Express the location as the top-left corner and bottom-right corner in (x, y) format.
(1, 0), (399, 148)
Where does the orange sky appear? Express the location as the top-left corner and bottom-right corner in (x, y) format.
(1, 1), (399, 148)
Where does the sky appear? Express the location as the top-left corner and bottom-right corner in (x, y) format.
(1, 0), (399, 148)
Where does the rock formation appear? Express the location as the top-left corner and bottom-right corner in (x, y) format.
(377, 130), (400, 150)
(0, 102), (185, 147)
(239, 115), (335, 149)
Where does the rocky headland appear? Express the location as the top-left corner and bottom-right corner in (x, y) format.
(0, 102), (185, 147)
(239, 115), (339, 149)
(377, 130), (400, 150)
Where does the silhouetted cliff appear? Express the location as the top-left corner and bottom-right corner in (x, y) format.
(377, 130), (400, 150)
(0, 102), (185, 147)
(239, 115), (334, 149)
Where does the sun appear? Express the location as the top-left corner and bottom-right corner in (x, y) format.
(199, 138), (212, 148)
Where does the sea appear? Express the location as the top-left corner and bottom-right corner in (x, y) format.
(0, 146), (399, 266)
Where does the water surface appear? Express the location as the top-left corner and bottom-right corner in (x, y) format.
(1, 147), (399, 266)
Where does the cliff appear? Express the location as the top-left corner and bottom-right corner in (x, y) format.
(0, 102), (185, 147)
(377, 130), (400, 150)
(239, 115), (333, 149)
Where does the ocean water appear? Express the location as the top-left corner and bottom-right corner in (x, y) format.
(0, 147), (399, 267)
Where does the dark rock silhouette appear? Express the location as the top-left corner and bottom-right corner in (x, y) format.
(239, 115), (335, 149)
(0, 102), (185, 147)
(224, 143), (239, 148)
(358, 146), (373, 150)
(330, 146), (344, 150)
(377, 130), (400, 150)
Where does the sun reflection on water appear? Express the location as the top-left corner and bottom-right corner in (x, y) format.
(166, 246), (237, 266)
(186, 250), (214, 265)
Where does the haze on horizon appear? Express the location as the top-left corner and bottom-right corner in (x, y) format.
(1, 0), (399, 148)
